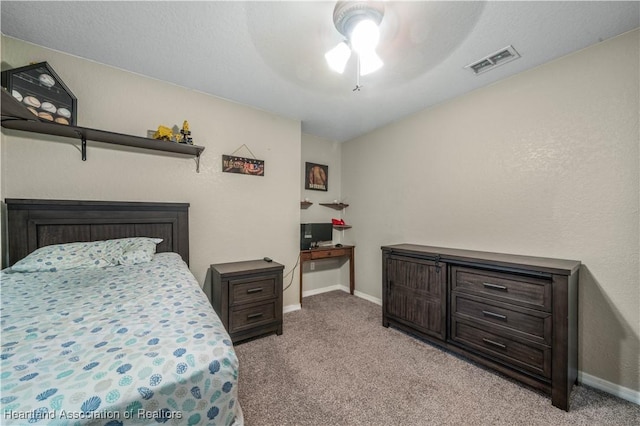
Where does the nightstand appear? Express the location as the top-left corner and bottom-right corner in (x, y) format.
(207, 259), (284, 343)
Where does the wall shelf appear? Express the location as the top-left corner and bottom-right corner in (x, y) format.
(333, 224), (352, 230)
(300, 201), (313, 209)
(1, 89), (205, 172)
(319, 202), (349, 210)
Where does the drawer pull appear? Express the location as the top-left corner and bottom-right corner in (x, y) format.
(483, 282), (508, 291)
(482, 310), (507, 320)
(246, 288), (263, 294)
(482, 338), (506, 349)
(247, 313), (264, 320)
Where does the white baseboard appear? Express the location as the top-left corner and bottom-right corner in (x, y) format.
(302, 284), (383, 306)
(287, 285), (352, 313)
(302, 284), (344, 298)
(283, 303), (301, 314)
(353, 290), (382, 306)
(578, 371), (639, 405)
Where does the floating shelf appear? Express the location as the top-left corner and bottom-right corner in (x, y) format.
(320, 202), (349, 210)
(300, 201), (313, 209)
(333, 224), (352, 230)
(1, 89), (205, 171)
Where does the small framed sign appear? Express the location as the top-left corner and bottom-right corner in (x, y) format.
(305, 162), (328, 191)
(223, 155), (264, 176)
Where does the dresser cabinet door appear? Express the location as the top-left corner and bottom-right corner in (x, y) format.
(385, 256), (447, 340)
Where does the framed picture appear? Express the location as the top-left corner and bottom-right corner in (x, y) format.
(1, 62), (77, 126)
(222, 155), (264, 176)
(305, 162), (328, 191)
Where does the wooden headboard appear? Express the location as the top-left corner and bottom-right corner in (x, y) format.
(5, 199), (190, 267)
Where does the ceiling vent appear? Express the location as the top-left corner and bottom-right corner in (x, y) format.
(465, 45), (520, 75)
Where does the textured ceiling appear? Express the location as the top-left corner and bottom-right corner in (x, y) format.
(1, 1), (639, 142)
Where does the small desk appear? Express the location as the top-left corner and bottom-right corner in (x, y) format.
(299, 245), (355, 304)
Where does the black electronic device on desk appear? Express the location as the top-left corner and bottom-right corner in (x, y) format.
(300, 223), (333, 250)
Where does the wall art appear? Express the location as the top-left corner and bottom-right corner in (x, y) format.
(305, 162), (328, 191)
(223, 155), (264, 176)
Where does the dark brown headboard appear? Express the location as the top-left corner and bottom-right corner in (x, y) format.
(5, 199), (190, 267)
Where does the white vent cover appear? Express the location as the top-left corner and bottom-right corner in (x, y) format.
(465, 45), (520, 75)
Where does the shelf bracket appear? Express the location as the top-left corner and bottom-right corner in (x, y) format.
(81, 135), (87, 161)
(194, 153), (201, 173)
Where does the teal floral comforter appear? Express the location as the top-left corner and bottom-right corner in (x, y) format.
(1, 253), (240, 425)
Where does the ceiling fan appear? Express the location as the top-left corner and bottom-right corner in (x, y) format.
(324, 1), (385, 89)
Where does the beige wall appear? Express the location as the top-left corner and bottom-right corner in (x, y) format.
(1, 36), (302, 308)
(299, 133), (351, 296)
(342, 30), (639, 393)
(2, 29), (638, 397)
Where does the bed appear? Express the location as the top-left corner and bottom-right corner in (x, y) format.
(1, 199), (243, 425)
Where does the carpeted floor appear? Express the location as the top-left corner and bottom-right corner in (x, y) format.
(234, 291), (639, 425)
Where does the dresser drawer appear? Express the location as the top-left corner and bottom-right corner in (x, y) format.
(451, 266), (551, 311)
(451, 319), (551, 379)
(310, 248), (346, 259)
(229, 276), (277, 306)
(452, 293), (552, 344)
(229, 301), (277, 333)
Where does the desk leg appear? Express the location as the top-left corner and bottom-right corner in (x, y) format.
(299, 259), (304, 305)
(349, 248), (355, 295)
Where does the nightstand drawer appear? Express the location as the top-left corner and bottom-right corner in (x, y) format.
(451, 266), (551, 311)
(451, 319), (551, 379)
(230, 276), (277, 306)
(230, 301), (277, 333)
(452, 293), (551, 344)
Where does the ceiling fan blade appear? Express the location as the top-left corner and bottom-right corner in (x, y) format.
(359, 50), (383, 76)
(325, 42), (352, 74)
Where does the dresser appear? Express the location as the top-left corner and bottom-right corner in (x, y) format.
(382, 244), (580, 411)
(207, 259), (284, 343)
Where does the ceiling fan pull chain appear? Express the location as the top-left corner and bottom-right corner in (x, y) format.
(353, 56), (362, 92)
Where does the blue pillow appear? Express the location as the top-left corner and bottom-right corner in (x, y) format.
(11, 240), (119, 272)
(108, 237), (163, 266)
(11, 238), (163, 272)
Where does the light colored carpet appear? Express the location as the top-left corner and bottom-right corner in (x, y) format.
(235, 291), (639, 425)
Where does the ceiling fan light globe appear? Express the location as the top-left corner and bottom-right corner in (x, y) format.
(359, 51), (383, 75)
(350, 19), (380, 54)
(325, 42), (352, 74)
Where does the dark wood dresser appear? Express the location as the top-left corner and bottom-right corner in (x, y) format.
(382, 244), (580, 411)
(207, 259), (284, 343)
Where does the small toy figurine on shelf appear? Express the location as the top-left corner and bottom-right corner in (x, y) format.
(153, 125), (174, 142)
(180, 120), (193, 145)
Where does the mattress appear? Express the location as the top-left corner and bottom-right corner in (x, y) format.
(0, 252), (241, 425)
